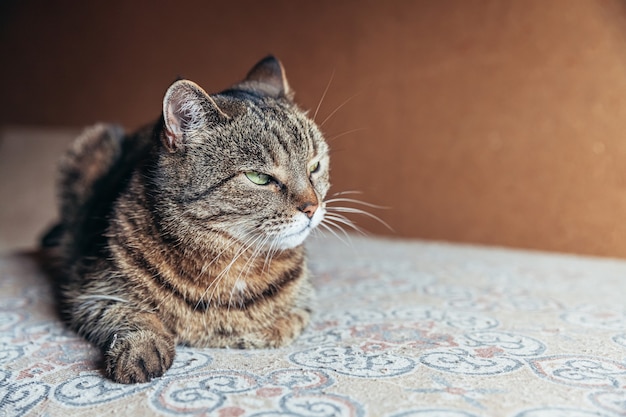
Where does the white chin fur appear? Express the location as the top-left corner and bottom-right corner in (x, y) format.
(274, 227), (312, 250)
(272, 207), (325, 250)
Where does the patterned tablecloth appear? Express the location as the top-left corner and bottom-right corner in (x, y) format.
(1, 236), (626, 417)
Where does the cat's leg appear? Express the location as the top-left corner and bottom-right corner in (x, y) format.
(67, 284), (175, 384)
(233, 307), (312, 349)
(104, 311), (175, 384)
(259, 307), (312, 348)
(234, 278), (314, 349)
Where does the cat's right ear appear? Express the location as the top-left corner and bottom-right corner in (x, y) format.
(162, 80), (229, 152)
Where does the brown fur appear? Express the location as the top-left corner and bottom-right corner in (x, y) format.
(41, 56), (330, 384)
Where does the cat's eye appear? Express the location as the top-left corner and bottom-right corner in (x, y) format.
(245, 171), (272, 186)
(309, 161), (320, 174)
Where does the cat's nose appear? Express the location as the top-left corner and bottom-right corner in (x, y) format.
(298, 201), (318, 219)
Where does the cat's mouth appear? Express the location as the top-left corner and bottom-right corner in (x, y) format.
(272, 224), (313, 250)
(271, 208), (325, 250)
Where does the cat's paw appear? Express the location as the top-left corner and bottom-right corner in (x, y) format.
(104, 330), (175, 384)
(266, 309), (310, 347)
(237, 308), (311, 349)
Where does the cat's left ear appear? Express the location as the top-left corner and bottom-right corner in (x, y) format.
(162, 80), (230, 152)
(241, 55), (294, 100)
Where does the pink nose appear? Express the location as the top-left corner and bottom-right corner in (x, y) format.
(298, 201), (318, 219)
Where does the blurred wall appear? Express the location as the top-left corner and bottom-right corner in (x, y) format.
(3, 0), (626, 257)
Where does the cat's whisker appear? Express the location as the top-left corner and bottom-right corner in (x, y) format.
(325, 206), (393, 232)
(227, 278), (241, 312)
(262, 237), (280, 274)
(330, 190), (364, 197)
(325, 198), (390, 210)
(207, 236), (255, 276)
(318, 221), (352, 247)
(237, 232), (269, 281)
(230, 230), (284, 309)
(227, 234), (264, 310)
(326, 128), (367, 143)
(199, 232), (264, 311)
(311, 224), (331, 241)
(311, 225), (325, 238)
(204, 229), (255, 269)
(216, 232), (262, 278)
(322, 214), (357, 238)
(324, 213), (368, 236)
(262, 237), (279, 274)
(319, 93), (358, 127)
(313, 69), (334, 122)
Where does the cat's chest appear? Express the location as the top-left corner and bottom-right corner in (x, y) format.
(155, 256), (308, 347)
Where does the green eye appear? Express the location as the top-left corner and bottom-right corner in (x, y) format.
(309, 161), (320, 173)
(245, 171), (272, 185)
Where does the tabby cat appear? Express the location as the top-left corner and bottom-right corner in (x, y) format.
(42, 56), (330, 384)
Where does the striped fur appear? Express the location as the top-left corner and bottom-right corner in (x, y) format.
(42, 56), (329, 384)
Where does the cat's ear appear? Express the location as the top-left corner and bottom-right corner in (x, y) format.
(241, 55), (293, 100)
(162, 80), (229, 152)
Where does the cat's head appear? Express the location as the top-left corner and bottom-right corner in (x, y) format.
(153, 56), (330, 251)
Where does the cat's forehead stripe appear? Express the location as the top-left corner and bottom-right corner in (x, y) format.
(245, 100), (320, 163)
(245, 104), (291, 165)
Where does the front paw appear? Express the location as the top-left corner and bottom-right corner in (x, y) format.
(105, 330), (175, 384)
(238, 308), (311, 349)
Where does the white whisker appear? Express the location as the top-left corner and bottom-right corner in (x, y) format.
(324, 214), (368, 236)
(198, 231), (264, 311)
(312, 225), (328, 239)
(325, 197), (390, 210)
(313, 69), (334, 122)
(263, 235), (280, 273)
(318, 221), (352, 246)
(331, 190), (364, 197)
(326, 128), (366, 142)
(228, 232), (269, 310)
(242, 232), (270, 278)
(320, 94), (358, 127)
(325, 206), (393, 231)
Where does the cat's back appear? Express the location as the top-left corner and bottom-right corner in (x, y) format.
(44, 123), (154, 259)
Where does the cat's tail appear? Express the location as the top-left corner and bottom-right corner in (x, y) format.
(41, 123), (126, 249)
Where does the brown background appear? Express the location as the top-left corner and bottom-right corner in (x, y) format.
(3, 0), (626, 257)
